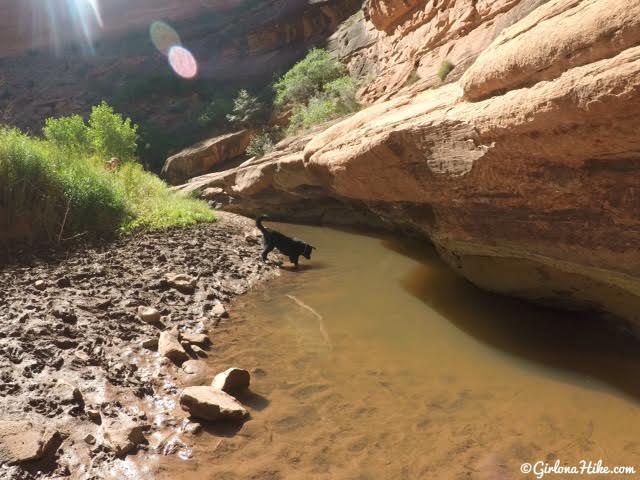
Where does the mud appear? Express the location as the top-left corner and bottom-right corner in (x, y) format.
(0, 212), (277, 479)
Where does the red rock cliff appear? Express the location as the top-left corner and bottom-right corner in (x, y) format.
(178, 0), (640, 329)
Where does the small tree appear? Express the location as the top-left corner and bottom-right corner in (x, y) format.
(225, 90), (262, 129)
(87, 101), (138, 160)
(43, 114), (90, 152)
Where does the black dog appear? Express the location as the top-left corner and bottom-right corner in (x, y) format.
(256, 215), (315, 267)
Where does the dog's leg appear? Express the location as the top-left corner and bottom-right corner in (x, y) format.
(262, 243), (275, 262)
(289, 255), (299, 268)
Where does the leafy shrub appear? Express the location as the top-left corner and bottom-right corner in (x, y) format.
(246, 131), (276, 158)
(43, 102), (139, 160)
(273, 49), (360, 135)
(43, 114), (90, 152)
(0, 105), (214, 243)
(274, 49), (346, 107)
(226, 89), (263, 128)
(437, 60), (455, 82)
(284, 76), (359, 135)
(87, 101), (138, 160)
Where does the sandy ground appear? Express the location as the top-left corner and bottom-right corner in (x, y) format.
(0, 212), (278, 479)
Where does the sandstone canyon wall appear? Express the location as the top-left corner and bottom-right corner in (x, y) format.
(0, 0), (360, 143)
(179, 0), (640, 328)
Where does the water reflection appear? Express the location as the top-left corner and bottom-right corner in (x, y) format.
(384, 238), (640, 402)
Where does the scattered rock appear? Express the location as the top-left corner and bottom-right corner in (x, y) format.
(212, 303), (228, 318)
(84, 433), (96, 445)
(34, 280), (47, 290)
(56, 277), (71, 288)
(51, 302), (77, 324)
(181, 332), (210, 348)
(0, 421), (59, 465)
(87, 409), (101, 425)
(183, 421), (202, 435)
(179, 386), (248, 422)
(101, 419), (147, 457)
(158, 330), (189, 364)
(52, 381), (83, 404)
(211, 367), (250, 394)
(137, 306), (161, 325)
(191, 345), (208, 358)
(141, 337), (159, 350)
(244, 228), (262, 245)
(73, 350), (91, 365)
(165, 273), (197, 294)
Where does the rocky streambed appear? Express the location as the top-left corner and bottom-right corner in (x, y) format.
(0, 212), (278, 479)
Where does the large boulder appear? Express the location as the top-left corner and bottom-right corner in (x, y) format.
(161, 131), (251, 185)
(179, 386), (249, 422)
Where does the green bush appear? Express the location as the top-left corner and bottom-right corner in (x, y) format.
(226, 89), (263, 128)
(0, 105), (214, 243)
(437, 60), (455, 82)
(273, 49), (360, 135)
(43, 114), (90, 152)
(88, 102), (138, 160)
(43, 102), (139, 160)
(274, 48), (346, 107)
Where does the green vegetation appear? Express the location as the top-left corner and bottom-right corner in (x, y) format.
(246, 131), (276, 158)
(274, 48), (346, 107)
(273, 49), (360, 135)
(44, 102), (138, 160)
(1, 103), (214, 243)
(437, 60), (455, 82)
(226, 89), (264, 129)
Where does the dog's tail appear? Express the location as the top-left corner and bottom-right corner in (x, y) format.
(256, 214), (268, 233)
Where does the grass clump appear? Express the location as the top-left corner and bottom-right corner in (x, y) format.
(437, 60), (455, 82)
(115, 162), (214, 232)
(0, 103), (214, 243)
(274, 49), (360, 136)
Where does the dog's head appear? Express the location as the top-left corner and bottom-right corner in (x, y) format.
(303, 244), (316, 260)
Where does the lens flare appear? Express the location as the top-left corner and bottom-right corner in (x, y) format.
(168, 46), (198, 79)
(149, 21), (181, 55)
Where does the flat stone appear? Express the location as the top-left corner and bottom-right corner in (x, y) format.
(211, 368), (250, 394)
(0, 421), (59, 465)
(179, 386), (248, 422)
(101, 420), (146, 457)
(165, 273), (197, 294)
(181, 332), (210, 348)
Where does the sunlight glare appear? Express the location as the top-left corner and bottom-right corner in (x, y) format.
(150, 21), (181, 55)
(168, 46), (198, 79)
